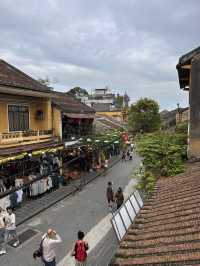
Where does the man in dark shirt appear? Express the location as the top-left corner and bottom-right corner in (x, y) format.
(106, 182), (114, 209)
(115, 187), (124, 209)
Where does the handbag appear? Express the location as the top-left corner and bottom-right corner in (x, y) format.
(33, 236), (46, 260)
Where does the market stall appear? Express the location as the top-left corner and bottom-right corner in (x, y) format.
(0, 130), (122, 210)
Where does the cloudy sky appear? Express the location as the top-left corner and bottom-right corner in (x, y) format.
(0, 0), (199, 110)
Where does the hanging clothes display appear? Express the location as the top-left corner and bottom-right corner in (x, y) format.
(47, 176), (53, 191)
(30, 181), (39, 197)
(9, 190), (18, 209)
(38, 179), (46, 194)
(0, 151), (62, 208)
(15, 178), (23, 187)
(16, 188), (23, 205)
(0, 195), (10, 210)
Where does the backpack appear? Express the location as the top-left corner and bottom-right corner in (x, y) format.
(33, 236), (45, 260)
(75, 240), (87, 262)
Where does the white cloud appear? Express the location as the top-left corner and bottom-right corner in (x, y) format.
(0, 0), (197, 109)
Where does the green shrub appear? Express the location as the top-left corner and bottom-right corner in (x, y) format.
(134, 132), (187, 196)
(175, 122), (188, 135)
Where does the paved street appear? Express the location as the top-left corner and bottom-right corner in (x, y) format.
(15, 155), (121, 226)
(0, 154), (140, 266)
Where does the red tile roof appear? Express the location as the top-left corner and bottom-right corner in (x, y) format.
(95, 115), (125, 130)
(52, 91), (95, 114)
(0, 59), (50, 92)
(110, 162), (200, 266)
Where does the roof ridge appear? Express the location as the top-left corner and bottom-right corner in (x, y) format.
(0, 59), (50, 92)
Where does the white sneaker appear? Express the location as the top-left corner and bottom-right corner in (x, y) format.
(13, 241), (20, 247)
(0, 249), (6, 255)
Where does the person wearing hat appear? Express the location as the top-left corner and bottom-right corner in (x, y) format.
(42, 229), (62, 266)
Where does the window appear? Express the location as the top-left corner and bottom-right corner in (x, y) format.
(8, 105), (29, 131)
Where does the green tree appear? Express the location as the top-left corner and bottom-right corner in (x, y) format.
(68, 87), (89, 97)
(133, 131), (186, 196)
(128, 98), (161, 133)
(114, 94), (124, 109)
(114, 93), (130, 109)
(38, 77), (50, 86)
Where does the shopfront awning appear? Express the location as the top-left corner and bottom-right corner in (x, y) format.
(63, 113), (95, 119)
(0, 140), (63, 164)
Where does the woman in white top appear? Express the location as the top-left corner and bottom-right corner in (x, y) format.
(4, 207), (20, 250)
(42, 229), (62, 266)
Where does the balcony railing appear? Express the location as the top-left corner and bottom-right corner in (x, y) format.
(0, 130), (53, 146)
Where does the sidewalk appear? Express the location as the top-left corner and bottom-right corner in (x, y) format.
(15, 155), (121, 225)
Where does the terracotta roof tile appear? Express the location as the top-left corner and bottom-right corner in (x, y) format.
(0, 59), (50, 92)
(52, 91), (95, 114)
(110, 163), (200, 265)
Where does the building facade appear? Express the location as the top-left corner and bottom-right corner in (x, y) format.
(177, 46), (200, 158)
(0, 60), (56, 150)
(73, 87), (129, 122)
(0, 60), (95, 158)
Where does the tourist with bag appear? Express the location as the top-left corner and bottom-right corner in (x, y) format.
(33, 229), (62, 266)
(71, 231), (89, 266)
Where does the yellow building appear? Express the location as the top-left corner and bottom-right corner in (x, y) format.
(96, 109), (128, 122)
(0, 59), (60, 153)
(0, 59), (96, 160)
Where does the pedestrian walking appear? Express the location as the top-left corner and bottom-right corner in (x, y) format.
(106, 182), (114, 209)
(4, 207), (20, 251)
(121, 150), (126, 162)
(41, 229), (62, 266)
(126, 150), (130, 160)
(103, 159), (109, 176)
(115, 187), (124, 209)
(79, 174), (86, 190)
(71, 230), (89, 266)
(0, 207), (6, 255)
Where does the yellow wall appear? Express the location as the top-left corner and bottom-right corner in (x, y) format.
(0, 94), (52, 133)
(52, 107), (62, 139)
(0, 102), (8, 132)
(97, 111), (123, 121)
(97, 111), (122, 116)
(30, 100), (52, 131)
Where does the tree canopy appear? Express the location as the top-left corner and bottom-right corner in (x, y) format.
(128, 98), (161, 133)
(114, 94), (124, 109)
(68, 87), (89, 97)
(114, 93), (130, 109)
